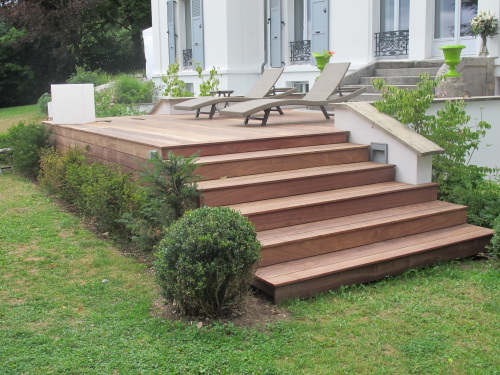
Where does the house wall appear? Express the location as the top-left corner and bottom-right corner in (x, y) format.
(149, 0), (500, 96)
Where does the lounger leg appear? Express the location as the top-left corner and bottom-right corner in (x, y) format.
(195, 109), (201, 119)
(276, 106), (284, 115)
(244, 116), (250, 125)
(319, 106), (330, 120)
(209, 104), (217, 119)
(261, 109), (271, 126)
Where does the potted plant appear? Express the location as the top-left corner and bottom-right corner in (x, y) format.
(312, 50), (335, 72)
(470, 10), (499, 56)
(439, 45), (466, 77)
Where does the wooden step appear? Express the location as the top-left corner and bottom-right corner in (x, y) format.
(230, 182), (438, 231)
(198, 162), (395, 206)
(254, 224), (494, 302)
(257, 200), (467, 267)
(163, 130), (350, 157)
(197, 143), (369, 180)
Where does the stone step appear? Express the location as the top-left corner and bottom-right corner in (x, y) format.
(360, 76), (423, 85)
(374, 67), (441, 77)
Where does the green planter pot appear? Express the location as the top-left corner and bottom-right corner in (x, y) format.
(314, 56), (331, 72)
(440, 45), (466, 77)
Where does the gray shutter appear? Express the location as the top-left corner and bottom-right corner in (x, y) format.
(270, 0), (282, 68)
(167, 0), (176, 64)
(311, 0), (329, 65)
(192, 0), (204, 69)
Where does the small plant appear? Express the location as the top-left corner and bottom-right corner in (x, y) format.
(120, 151), (200, 251)
(155, 206), (261, 317)
(162, 62), (193, 97)
(3, 122), (52, 177)
(195, 64), (221, 96)
(66, 66), (109, 86)
(37, 93), (51, 116)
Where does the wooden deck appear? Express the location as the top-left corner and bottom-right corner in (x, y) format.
(48, 111), (494, 302)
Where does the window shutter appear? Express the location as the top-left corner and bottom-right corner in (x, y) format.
(191, 0), (204, 69)
(311, 0), (329, 65)
(167, 0), (176, 65)
(270, 0), (282, 68)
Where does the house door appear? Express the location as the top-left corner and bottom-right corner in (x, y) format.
(433, 0), (478, 56)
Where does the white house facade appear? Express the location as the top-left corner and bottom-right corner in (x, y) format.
(148, 0), (500, 95)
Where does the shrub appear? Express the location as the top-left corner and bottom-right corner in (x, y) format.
(39, 147), (140, 234)
(195, 64), (221, 96)
(487, 216), (500, 258)
(119, 151), (200, 252)
(162, 62), (193, 97)
(37, 93), (51, 116)
(155, 206), (261, 317)
(113, 74), (155, 104)
(66, 66), (109, 86)
(94, 87), (146, 117)
(373, 74), (493, 196)
(3, 122), (52, 177)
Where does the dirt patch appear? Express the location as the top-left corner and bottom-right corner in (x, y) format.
(151, 291), (291, 329)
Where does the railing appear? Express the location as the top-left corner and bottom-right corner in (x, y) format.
(375, 30), (409, 57)
(290, 40), (311, 63)
(183, 49), (192, 67)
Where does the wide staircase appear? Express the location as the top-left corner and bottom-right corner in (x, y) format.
(341, 60), (443, 102)
(196, 129), (493, 303)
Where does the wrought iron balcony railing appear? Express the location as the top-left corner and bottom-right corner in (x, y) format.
(375, 30), (409, 57)
(183, 49), (193, 67)
(290, 40), (311, 63)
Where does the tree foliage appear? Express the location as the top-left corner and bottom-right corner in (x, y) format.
(0, 0), (151, 107)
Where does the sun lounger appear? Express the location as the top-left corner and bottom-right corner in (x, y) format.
(219, 62), (366, 126)
(174, 68), (295, 118)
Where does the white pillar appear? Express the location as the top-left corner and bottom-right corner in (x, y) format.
(408, 0), (434, 60)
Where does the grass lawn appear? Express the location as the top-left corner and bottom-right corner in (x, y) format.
(0, 105), (46, 134)
(0, 107), (499, 374)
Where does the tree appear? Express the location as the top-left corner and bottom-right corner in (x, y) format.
(0, 0), (151, 107)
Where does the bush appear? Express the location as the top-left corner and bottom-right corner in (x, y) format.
(3, 122), (52, 177)
(447, 176), (500, 229)
(66, 66), (109, 86)
(487, 216), (500, 258)
(94, 87), (145, 117)
(37, 93), (51, 116)
(155, 206), (261, 317)
(119, 151), (200, 252)
(114, 74), (155, 104)
(372, 74), (493, 196)
(39, 147), (140, 234)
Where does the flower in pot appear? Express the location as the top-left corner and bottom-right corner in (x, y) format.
(312, 50), (335, 72)
(470, 10), (499, 56)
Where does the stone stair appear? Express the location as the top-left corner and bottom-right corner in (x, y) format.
(340, 60), (444, 102)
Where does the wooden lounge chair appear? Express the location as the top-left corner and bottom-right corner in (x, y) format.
(219, 62), (366, 126)
(174, 68), (295, 118)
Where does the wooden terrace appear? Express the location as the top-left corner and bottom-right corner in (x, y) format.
(47, 110), (494, 302)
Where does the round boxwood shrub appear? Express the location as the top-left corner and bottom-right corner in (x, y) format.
(155, 206), (261, 317)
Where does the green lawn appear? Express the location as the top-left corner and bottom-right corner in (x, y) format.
(0, 107), (499, 374)
(0, 104), (46, 134)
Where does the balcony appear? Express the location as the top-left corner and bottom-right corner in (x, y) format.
(183, 49), (193, 67)
(375, 30), (409, 57)
(290, 40), (311, 63)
